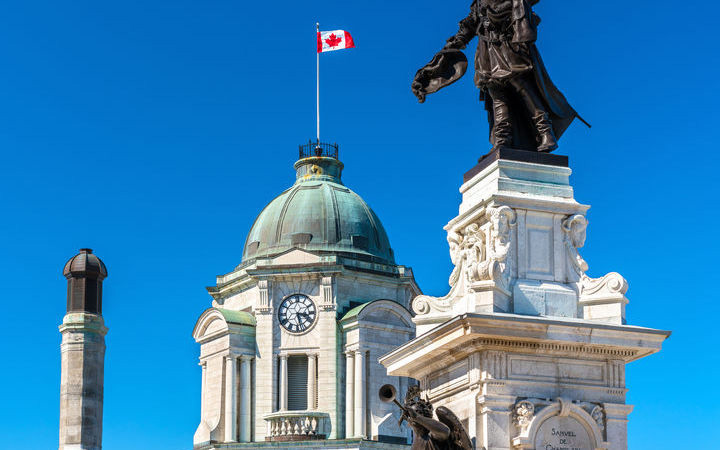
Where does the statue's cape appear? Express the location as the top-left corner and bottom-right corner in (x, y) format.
(528, 45), (579, 139)
(481, 45), (587, 149)
(412, 49), (468, 103)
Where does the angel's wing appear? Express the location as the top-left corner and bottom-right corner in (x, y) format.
(435, 406), (473, 450)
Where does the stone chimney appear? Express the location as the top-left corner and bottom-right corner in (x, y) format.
(59, 248), (108, 450)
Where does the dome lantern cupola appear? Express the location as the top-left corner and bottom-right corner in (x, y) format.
(242, 142), (395, 265)
(294, 141), (344, 184)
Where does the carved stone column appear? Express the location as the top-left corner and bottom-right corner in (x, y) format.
(354, 350), (366, 438)
(478, 394), (515, 450)
(199, 361), (207, 421)
(307, 353), (317, 410)
(604, 403), (634, 449)
(239, 356), (252, 442)
(224, 356), (237, 442)
(279, 355), (288, 411)
(345, 351), (355, 438)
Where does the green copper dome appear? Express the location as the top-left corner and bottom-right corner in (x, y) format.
(242, 153), (395, 264)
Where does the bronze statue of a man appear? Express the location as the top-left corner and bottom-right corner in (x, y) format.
(412, 0), (588, 153)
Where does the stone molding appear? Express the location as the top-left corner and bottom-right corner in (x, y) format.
(59, 312), (107, 336)
(381, 313), (669, 378)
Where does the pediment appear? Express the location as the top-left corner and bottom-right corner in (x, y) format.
(265, 248), (322, 266)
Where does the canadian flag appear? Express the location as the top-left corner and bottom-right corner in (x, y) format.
(317, 30), (355, 53)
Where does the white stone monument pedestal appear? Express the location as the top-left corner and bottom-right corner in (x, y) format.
(380, 149), (670, 450)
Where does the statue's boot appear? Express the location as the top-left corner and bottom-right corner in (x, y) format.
(489, 88), (512, 150)
(511, 77), (558, 152)
(533, 112), (558, 153)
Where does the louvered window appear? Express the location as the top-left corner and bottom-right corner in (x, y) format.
(287, 356), (308, 411)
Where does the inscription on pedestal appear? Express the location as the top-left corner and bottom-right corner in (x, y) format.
(533, 416), (592, 450)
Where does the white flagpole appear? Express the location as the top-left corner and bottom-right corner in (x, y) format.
(316, 22), (320, 144)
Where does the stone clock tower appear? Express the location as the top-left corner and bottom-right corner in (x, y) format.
(192, 143), (419, 449)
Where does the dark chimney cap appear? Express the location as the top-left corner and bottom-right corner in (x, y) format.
(63, 248), (108, 279)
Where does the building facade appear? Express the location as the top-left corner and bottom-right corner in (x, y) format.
(192, 144), (419, 449)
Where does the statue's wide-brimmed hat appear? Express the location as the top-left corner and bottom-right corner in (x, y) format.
(412, 49), (468, 103)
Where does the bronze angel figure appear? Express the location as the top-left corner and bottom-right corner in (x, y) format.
(380, 384), (472, 450)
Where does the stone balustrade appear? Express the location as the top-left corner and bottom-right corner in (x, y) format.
(263, 411), (330, 441)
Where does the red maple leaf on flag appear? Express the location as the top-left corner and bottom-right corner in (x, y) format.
(324, 33), (343, 48)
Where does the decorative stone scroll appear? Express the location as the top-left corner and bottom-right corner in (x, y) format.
(412, 206), (517, 317)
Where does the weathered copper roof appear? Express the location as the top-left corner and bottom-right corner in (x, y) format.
(63, 248), (107, 315)
(242, 155), (395, 265)
(63, 248), (107, 279)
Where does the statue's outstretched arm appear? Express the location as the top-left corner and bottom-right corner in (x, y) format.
(444, 12), (479, 50)
(410, 415), (451, 442)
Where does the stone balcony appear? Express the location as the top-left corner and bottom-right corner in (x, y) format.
(263, 410), (330, 441)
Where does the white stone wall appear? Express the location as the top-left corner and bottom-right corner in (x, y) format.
(253, 311), (276, 441)
(193, 309), (257, 445)
(197, 249), (419, 447)
(342, 300), (414, 444)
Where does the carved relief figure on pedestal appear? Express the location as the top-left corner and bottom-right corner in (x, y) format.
(413, 206), (517, 317)
(413, 224), (485, 315)
(562, 214), (589, 279)
(483, 206), (517, 292)
(562, 214), (629, 323)
(460, 223), (486, 289)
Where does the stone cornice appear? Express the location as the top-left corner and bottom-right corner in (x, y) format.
(380, 313), (670, 378)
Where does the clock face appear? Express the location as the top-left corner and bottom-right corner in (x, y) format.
(278, 294), (317, 333)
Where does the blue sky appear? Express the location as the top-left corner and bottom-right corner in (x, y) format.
(0, 0), (717, 448)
